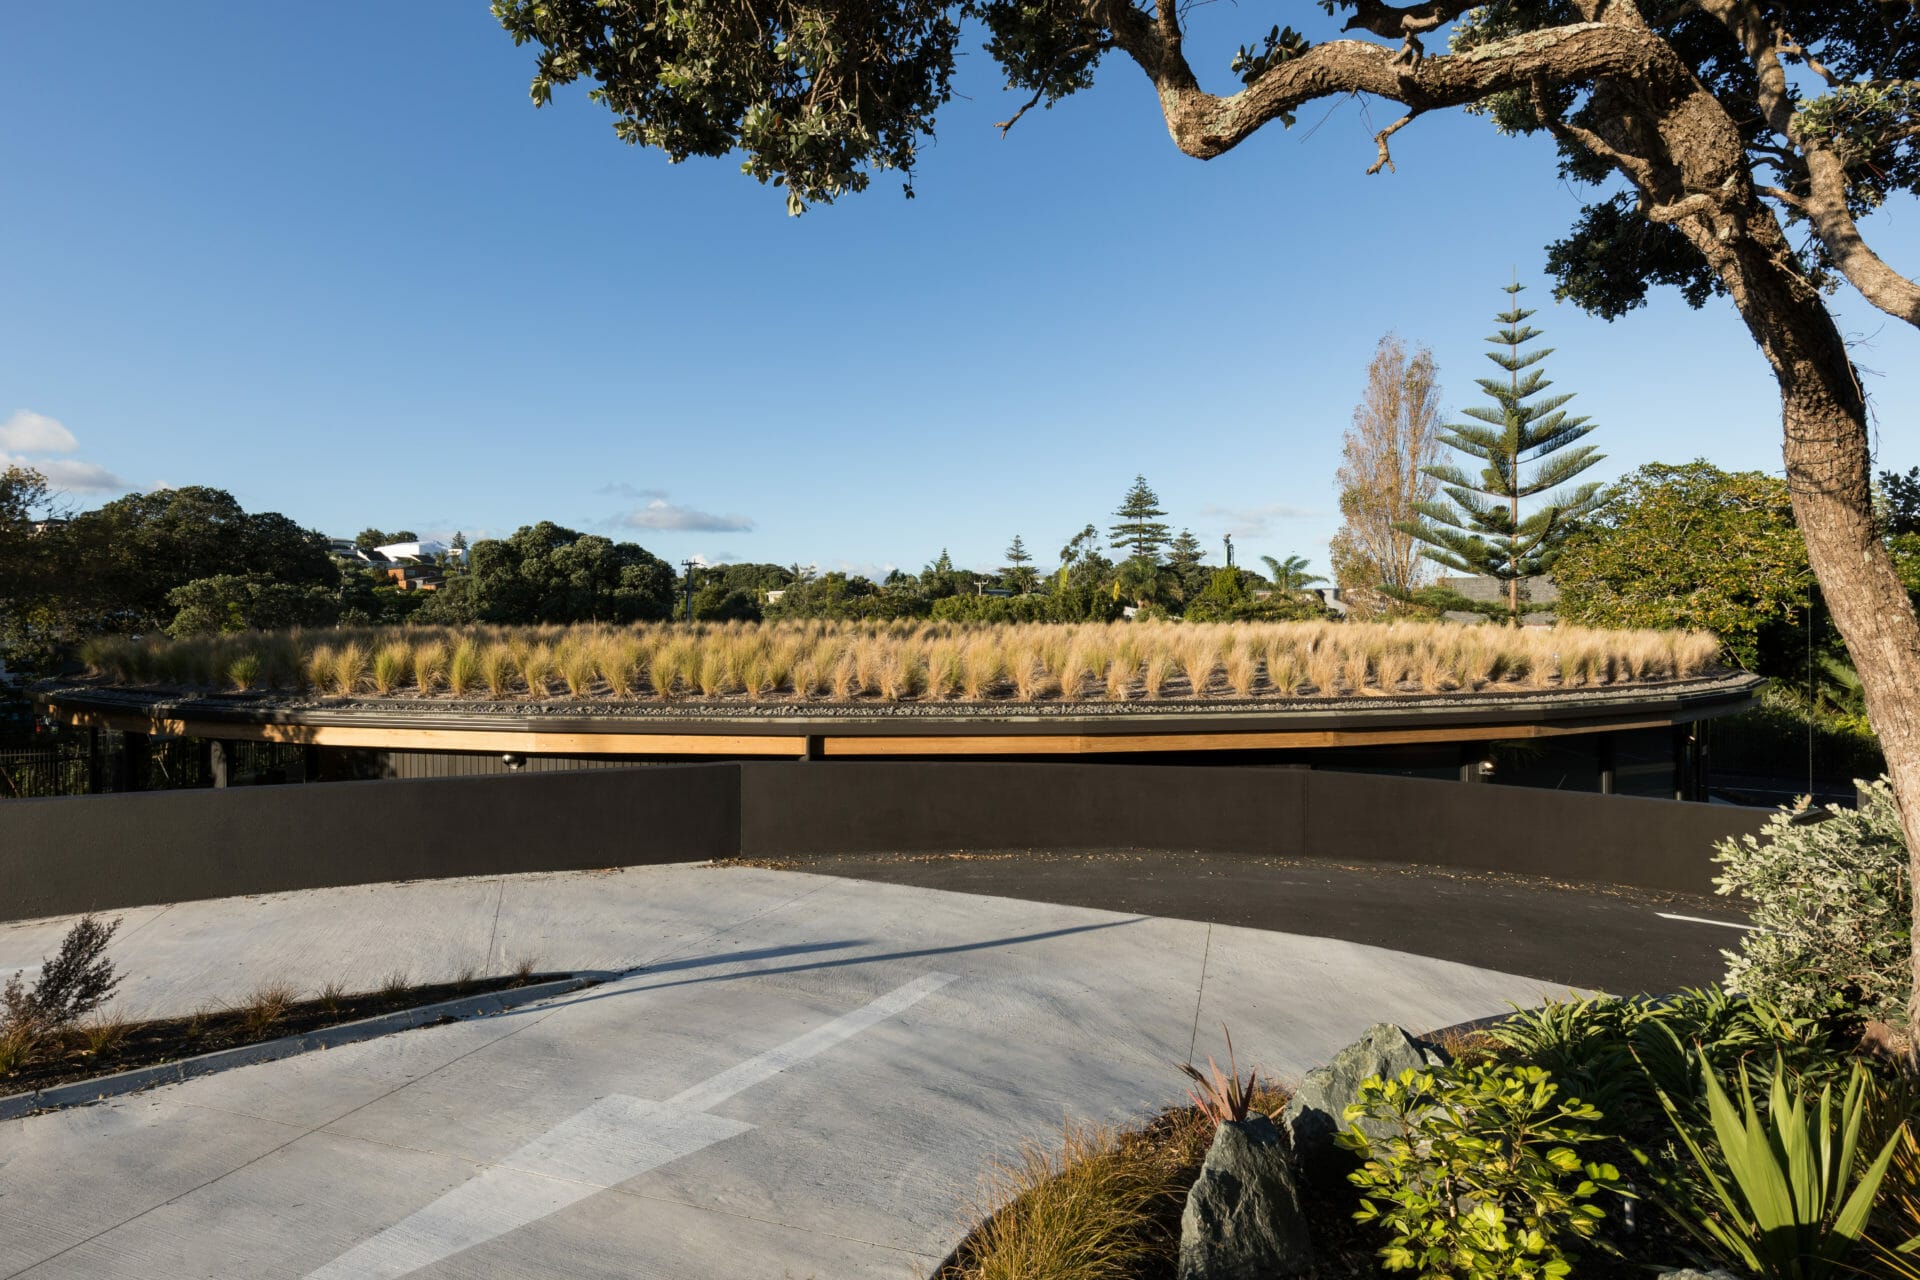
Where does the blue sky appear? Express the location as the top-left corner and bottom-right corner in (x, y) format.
(3, 3), (1916, 579)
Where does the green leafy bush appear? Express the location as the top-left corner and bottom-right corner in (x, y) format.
(1336, 1062), (1622, 1279)
(1713, 778), (1911, 1025)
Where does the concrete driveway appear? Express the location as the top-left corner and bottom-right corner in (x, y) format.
(1, 865), (1563, 1279)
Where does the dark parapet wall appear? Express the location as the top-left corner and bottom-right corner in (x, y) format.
(0, 760), (1770, 922)
(0, 764), (740, 922)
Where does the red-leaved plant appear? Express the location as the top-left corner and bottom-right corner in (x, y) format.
(1179, 1025), (1258, 1126)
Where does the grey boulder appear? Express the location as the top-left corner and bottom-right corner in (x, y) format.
(1282, 1022), (1437, 1158)
(1177, 1114), (1313, 1280)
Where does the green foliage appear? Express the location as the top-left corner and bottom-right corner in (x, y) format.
(493, 0), (960, 214)
(1002, 534), (1038, 594)
(1402, 282), (1603, 622)
(1708, 686), (1884, 784)
(1645, 1055), (1898, 1279)
(1259, 554), (1324, 594)
(461, 522), (675, 625)
(1228, 24), (1311, 91)
(1713, 778), (1912, 1026)
(762, 571), (928, 620)
(931, 592), (1118, 623)
(165, 574), (339, 637)
(1483, 988), (1832, 1148)
(1555, 461), (1819, 671)
(1337, 1062), (1622, 1279)
(1883, 467), (1920, 538)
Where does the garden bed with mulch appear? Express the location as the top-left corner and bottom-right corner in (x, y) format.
(0, 970), (564, 1099)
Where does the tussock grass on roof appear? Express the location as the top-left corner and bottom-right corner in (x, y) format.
(79, 620), (1723, 705)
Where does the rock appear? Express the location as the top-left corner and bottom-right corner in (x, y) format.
(1282, 1022), (1436, 1159)
(1177, 1114), (1313, 1280)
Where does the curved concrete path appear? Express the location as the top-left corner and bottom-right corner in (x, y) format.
(1, 865), (1564, 1279)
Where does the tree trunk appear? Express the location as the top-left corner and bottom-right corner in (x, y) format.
(1699, 215), (1920, 1037)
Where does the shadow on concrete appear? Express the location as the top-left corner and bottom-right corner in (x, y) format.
(543, 915), (1148, 1013)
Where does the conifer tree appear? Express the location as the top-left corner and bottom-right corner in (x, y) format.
(1002, 534), (1037, 593)
(1167, 529), (1204, 573)
(1403, 282), (1604, 619)
(1109, 475), (1171, 562)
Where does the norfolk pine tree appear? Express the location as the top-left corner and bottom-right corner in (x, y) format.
(1003, 534), (1037, 593)
(1403, 283), (1604, 620)
(1109, 476), (1172, 563)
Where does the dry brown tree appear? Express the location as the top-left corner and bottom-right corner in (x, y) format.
(1331, 334), (1446, 617)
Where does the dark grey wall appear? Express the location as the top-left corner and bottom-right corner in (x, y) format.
(738, 763), (1767, 895)
(1, 761), (1771, 921)
(0, 765), (738, 922)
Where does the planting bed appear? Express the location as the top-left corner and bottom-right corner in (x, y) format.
(0, 970), (561, 1100)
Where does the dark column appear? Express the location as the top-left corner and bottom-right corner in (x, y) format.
(86, 725), (103, 795)
(208, 739), (230, 789)
(1458, 743), (1484, 783)
(803, 734), (824, 762)
(1597, 734), (1615, 797)
(119, 731), (149, 793)
(302, 743), (321, 783)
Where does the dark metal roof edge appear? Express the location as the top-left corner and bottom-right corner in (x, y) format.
(38, 674), (1765, 741)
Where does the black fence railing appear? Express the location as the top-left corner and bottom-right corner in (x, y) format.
(0, 748), (95, 800)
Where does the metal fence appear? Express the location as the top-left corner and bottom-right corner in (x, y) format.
(0, 748), (95, 799)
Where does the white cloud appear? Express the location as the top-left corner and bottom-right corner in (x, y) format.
(597, 482), (669, 500)
(1198, 503), (1324, 538)
(0, 410), (78, 454)
(31, 458), (132, 493)
(615, 498), (755, 533)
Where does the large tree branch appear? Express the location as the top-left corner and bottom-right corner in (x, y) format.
(1124, 22), (1687, 161)
(1693, 0), (1920, 325)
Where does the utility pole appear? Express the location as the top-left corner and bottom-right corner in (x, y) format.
(681, 559), (697, 622)
(1222, 533), (1234, 568)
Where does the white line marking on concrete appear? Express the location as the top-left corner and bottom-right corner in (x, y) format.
(305, 971), (957, 1279)
(666, 970), (955, 1111)
(1655, 912), (1756, 931)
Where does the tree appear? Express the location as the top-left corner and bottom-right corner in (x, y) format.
(463, 522), (674, 624)
(355, 528), (417, 552)
(1403, 283), (1605, 619)
(494, 0), (1920, 1022)
(1003, 534), (1038, 593)
(1331, 334), (1445, 615)
(1554, 462), (1817, 670)
(1260, 554), (1325, 595)
(166, 575), (340, 637)
(1883, 468), (1920, 538)
(1109, 476), (1171, 562)
(1166, 528), (1208, 601)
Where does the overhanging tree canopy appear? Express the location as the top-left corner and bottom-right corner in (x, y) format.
(494, 0), (1920, 1021)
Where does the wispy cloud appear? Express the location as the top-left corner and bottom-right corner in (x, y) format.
(0, 409), (129, 493)
(1197, 503), (1324, 538)
(615, 497), (756, 533)
(597, 482), (669, 500)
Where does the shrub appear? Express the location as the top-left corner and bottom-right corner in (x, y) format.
(1644, 1055), (1897, 1279)
(1713, 777), (1910, 1025)
(1337, 1062), (1622, 1279)
(1, 914), (123, 1032)
(227, 653), (262, 692)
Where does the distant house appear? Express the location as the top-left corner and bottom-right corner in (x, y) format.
(1435, 575), (1558, 626)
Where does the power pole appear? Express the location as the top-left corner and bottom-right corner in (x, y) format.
(1223, 533), (1234, 568)
(681, 559), (697, 622)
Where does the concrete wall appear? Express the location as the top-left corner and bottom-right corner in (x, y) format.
(1, 761), (1772, 921)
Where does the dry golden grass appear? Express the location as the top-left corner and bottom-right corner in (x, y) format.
(945, 1080), (1291, 1280)
(82, 620), (1727, 707)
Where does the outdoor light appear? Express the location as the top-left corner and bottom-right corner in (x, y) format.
(501, 753), (525, 772)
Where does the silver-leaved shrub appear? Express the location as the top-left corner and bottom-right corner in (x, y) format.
(1713, 777), (1910, 1024)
